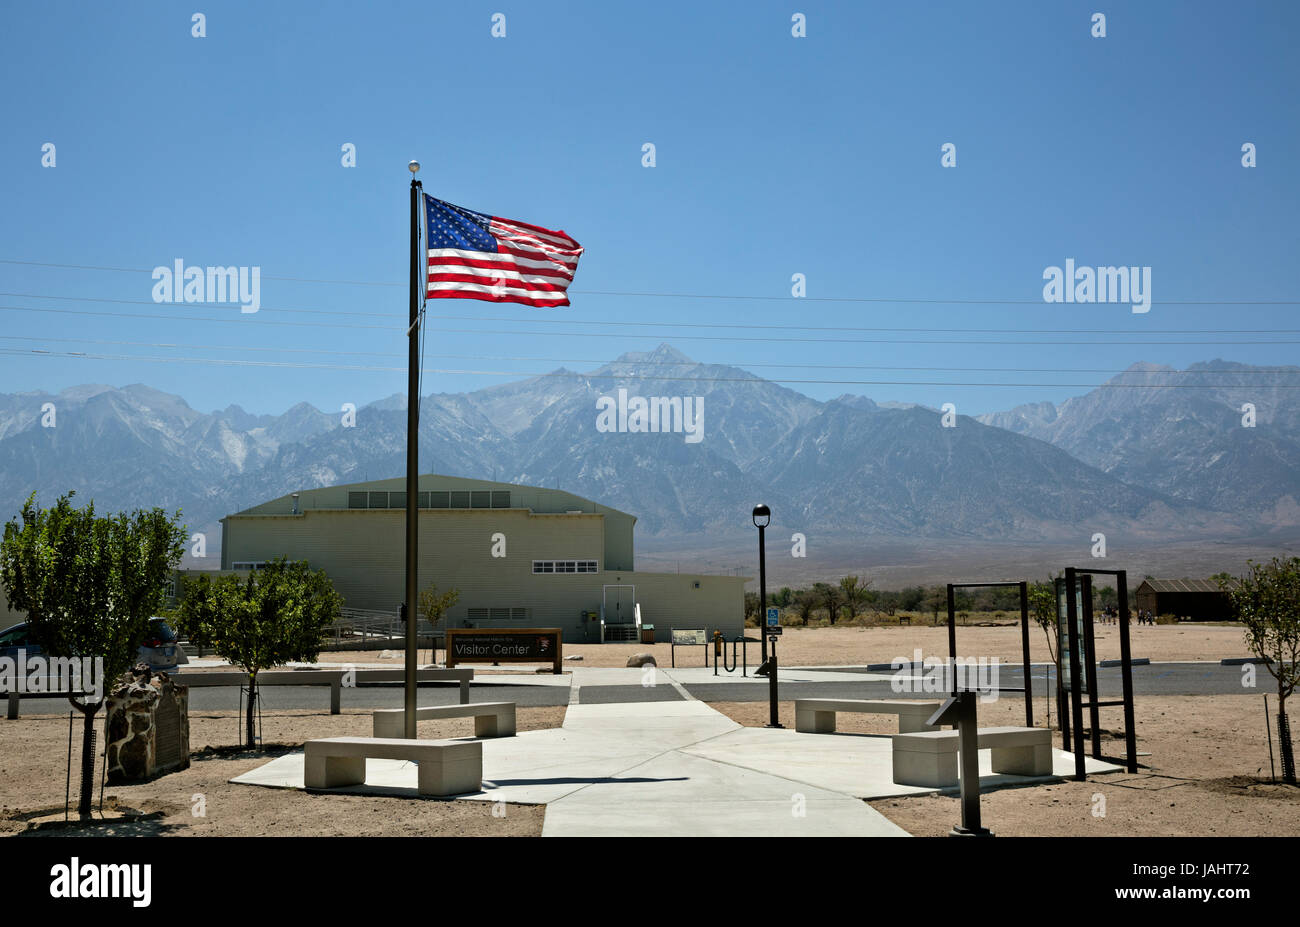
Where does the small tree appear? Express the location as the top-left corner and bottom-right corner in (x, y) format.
(1, 492), (185, 817)
(1028, 579), (1063, 729)
(794, 589), (817, 626)
(839, 575), (871, 621)
(176, 558), (342, 749)
(1222, 558), (1300, 784)
(419, 581), (460, 629)
(814, 582), (841, 625)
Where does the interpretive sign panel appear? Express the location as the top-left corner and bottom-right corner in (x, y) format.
(446, 628), (562, 674)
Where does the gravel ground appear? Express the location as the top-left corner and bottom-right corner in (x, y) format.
(0, 706), (565, 836)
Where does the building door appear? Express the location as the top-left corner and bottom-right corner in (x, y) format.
(603, 585), (636, 625)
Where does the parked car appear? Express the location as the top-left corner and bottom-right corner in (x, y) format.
(0, 617), (189, 672)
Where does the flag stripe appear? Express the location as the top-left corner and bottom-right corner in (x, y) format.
(428, 288), (570, 307)
(489, 216), (580, 250)
(426, 248), (577, 274)
(427, 264), (573, 287)
(428, 271), (571, 293)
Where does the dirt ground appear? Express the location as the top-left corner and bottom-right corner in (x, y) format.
(302, 622), (1255, 672)
(1, 622), (1285, 837)
(713, 694), (1300, 836)
(0, 706), (565, 837)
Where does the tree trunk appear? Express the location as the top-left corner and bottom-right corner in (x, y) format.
(1278, 689), (1295, 785)
(246, 674), (258, 749)
(70, 698), (99, 819)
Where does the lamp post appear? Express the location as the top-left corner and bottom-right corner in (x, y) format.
(753, 504), (782, 727)
(752, 504), (770, 663)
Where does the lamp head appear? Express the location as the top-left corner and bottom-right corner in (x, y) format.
(408, 160), (421, 174)
(752, 503), (771, 528)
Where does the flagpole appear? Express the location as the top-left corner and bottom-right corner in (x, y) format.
(404, 160), (422, 739)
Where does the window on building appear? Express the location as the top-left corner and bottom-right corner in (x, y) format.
(232, 561), (267, 571)
(450, 491), (471, 508)
(532, 560), (598, 574)
(368, 491), (388, 509)
(389, 491), (407, 509)
(471, 491), (491, 508)
(491, 491), (511, 508)
(429, 491), (449, 509)
(347, 492), (368, 509)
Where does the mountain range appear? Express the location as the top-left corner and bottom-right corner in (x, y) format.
(1, 347), (1296, 567)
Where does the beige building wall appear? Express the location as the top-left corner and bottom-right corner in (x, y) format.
(217, 475), (745, 643)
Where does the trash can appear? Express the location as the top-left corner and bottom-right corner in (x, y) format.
(640, 624), (655, 644)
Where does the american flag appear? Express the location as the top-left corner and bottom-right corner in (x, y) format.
(423, 194), (583, 307)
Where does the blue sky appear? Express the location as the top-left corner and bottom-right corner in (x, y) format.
(1, 0), (1296, 417)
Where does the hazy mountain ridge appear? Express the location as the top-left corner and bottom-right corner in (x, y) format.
(0, 352), (1295, 559)
(977, 361), (1300, 515)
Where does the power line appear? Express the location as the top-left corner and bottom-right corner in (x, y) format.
(7, 290), (1300, 335)
(4, 347), (1299, 388)
(3, 258), (1296, 306)
(1, 335), (1296, 376)
(0, 304), (395, 331)
(2, 304), (1298, 346)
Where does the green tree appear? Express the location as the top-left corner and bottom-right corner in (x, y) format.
(1, 492), (185, 817)
(419, 581), (460, 629)
(176, 558), (342, 749)
(1222, 558), (1300, 784)
(814, 582), (841, 625)
(794, 589), (817, 626)
(1028, 579), (1063, 729)
(839, 575), (871, 620)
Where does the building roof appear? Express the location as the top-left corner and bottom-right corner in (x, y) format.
(1138, 578), (1236, 594)
(228, 473), (635, 521)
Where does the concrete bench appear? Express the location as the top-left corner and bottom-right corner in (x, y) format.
(892, 725), (1053, 788)
(795, 698), (943, 734)
(304, 737), (482, 796)
(373, 701), (516, 739)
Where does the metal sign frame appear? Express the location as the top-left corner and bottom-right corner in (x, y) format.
(1058, 567), (1138, 779)
(670, 628), (709, 668)
(945, 581), (1034, 727)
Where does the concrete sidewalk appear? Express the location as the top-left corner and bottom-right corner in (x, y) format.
(232, 695), (1122, 836)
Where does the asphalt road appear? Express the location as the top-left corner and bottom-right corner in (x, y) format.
(5, 662), (1265, 715)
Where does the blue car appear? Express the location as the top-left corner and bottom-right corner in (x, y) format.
(0, 617), (189, 672)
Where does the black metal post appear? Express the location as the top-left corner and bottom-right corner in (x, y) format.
(1019, 581), (1033, 727)
(930, 692), (992, 837)
(404, 170), (422, 739)
(1065, 568), (1087, 780)
(758, 522), (767, 663)
(766, 638), (782, 728)
(1116, 571), (1138, 772)
(946, 584), (957, 696)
